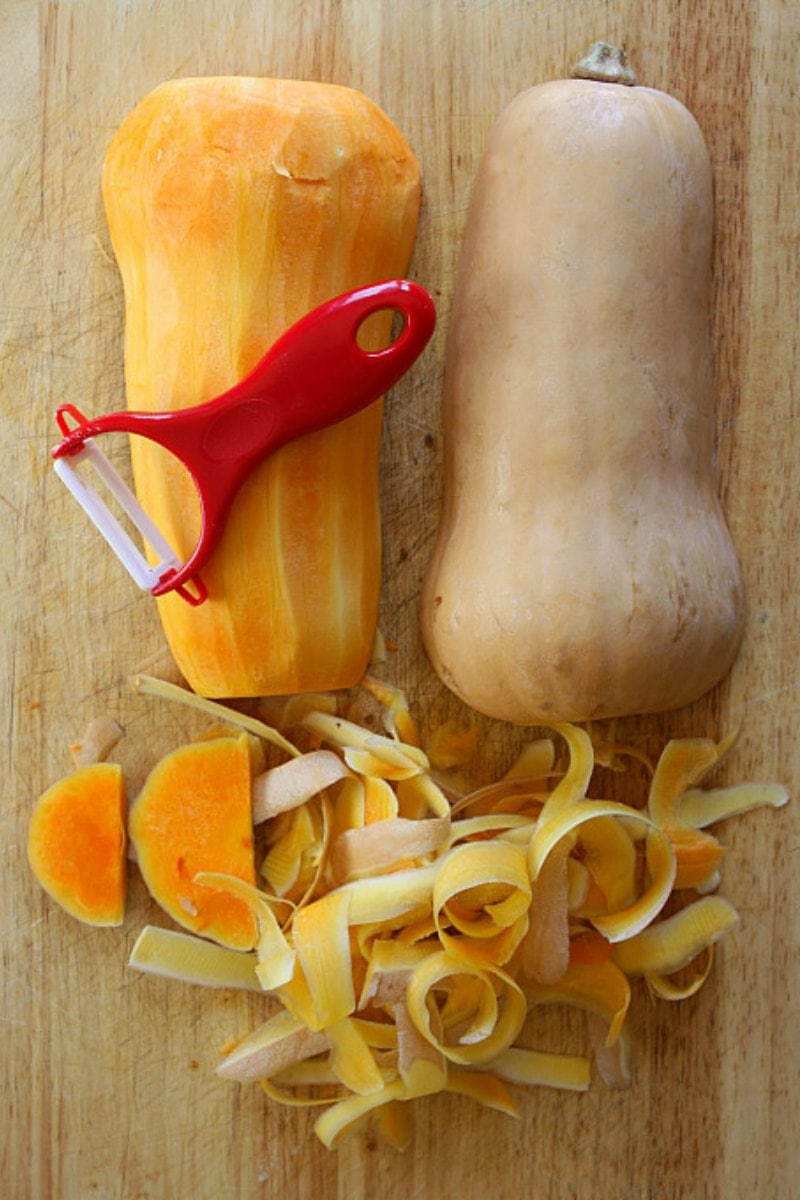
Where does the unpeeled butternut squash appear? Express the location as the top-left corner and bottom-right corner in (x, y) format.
(421, 45), (745, 724)
(102, 77), (421, 698)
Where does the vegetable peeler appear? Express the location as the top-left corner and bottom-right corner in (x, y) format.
(52, 278), (436, 605)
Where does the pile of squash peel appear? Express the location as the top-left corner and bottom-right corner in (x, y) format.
(30, 673), (788, 1150)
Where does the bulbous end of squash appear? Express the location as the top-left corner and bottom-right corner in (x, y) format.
(28, 762), (127, 927)
(128, 734), (258, 950)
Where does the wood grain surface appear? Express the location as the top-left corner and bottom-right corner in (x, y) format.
(3, 2), (798, 1198)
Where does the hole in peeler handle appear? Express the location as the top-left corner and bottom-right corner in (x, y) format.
(355, 305), (407, 353)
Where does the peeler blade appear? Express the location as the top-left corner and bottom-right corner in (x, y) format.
(53, 438), (184, 593)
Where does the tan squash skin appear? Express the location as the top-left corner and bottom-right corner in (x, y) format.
(103, 78), (420, 698)
(421, 60), (745, 725)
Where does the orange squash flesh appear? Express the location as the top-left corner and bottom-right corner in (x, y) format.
(102, 77), (421, 698)
(27, 763), (127, 927)
(128, 734), (258, 950)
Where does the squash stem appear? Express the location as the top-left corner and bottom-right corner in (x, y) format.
(571, 42), (637, 86)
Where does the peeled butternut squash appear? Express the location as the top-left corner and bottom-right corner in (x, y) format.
(102, 77), (421, 698)
(28, 763), (127, 927)
(421, 45), (745, 724)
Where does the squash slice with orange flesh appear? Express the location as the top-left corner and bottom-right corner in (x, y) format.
(128, 734), (257, 950)
(28, 762), (127, 927)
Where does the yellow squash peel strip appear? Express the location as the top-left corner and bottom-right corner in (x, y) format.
(611, 895), (739, 977)
(129, 925), (262, 991)
(121, 676), (787, 1150)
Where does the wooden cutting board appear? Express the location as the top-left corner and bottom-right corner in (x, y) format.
(4, 2), (798, 1196)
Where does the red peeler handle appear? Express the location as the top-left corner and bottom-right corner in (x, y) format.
(53, 279), (436, 599)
